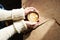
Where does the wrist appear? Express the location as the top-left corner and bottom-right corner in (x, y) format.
(11, 8), (25, 21)
(13, 20), (27, 33)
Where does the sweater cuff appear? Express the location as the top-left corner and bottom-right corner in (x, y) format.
(12, 8), (25, 21)
(13, 20), (27, 33)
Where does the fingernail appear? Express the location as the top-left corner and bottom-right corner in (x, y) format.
(31, 9), (34, 11)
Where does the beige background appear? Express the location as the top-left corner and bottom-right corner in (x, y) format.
(22, 0), (60, 40)
(22, 0), (60, 24)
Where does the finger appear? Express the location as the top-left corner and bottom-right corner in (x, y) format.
(25, 7), (36, 13)
(24, 21), (37, 25)
(27, 7), (35, 11)
(25, 7), (35, 10)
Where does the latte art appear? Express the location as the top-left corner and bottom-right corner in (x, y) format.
(27, 12), (39, 22)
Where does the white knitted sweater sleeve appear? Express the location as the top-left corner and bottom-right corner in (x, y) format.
(0, 8), (25, 21)
(0, 20), (27, 40)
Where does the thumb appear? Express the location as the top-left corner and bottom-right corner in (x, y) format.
(24, 21), (37, 25)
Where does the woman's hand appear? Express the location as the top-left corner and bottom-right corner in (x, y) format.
(24, 7), (40, 29)
(24, 7), (39, 15)
(24, 20), (40, 29)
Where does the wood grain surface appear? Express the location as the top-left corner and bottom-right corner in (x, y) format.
(22, 0), (60, 40)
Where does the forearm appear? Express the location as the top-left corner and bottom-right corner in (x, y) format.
(0, 9), (12, 21)
(0, 8), (25, 21)
(0, 25), (16, 40)
(0, 20), (27, 40)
